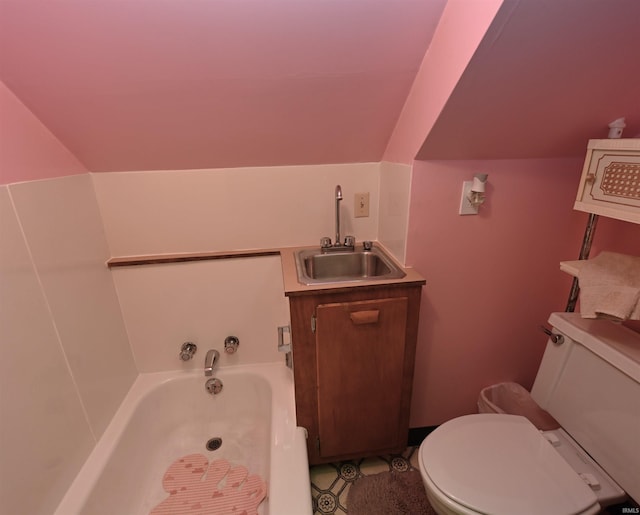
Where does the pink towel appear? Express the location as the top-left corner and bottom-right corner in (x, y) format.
(578, 251), (640, 321)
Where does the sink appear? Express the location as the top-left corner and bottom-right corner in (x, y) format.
(295, 245), (406, 285)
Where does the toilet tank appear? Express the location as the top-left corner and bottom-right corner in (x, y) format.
(531, 312), (640, 503)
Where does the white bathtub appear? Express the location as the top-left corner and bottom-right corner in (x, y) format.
(55, 362), (312, 515)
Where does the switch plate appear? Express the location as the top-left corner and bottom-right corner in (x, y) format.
(459, 181), (479, 215)
(354, 192), (370, 218)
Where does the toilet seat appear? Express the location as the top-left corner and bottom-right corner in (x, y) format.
(419, 414), (600, 515)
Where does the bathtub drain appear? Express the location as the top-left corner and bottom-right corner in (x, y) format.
(206, 437), (223, 451)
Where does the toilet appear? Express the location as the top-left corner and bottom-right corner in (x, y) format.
(418, 312), (640, 515)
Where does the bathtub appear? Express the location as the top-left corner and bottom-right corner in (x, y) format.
(55, 362), (312, 515)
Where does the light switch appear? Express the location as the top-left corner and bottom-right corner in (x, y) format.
(355, 193), (369, 218)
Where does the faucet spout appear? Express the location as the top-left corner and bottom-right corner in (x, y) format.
(320, 184), (354, 253)
(335, 185), (343, 246)
(204, 349), (220, 376)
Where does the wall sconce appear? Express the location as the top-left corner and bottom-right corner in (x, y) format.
(459, 173), (488, 215)
(608, 117), (626, 139)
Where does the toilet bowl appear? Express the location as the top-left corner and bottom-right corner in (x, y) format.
(417, 313), (640, 515)
(418, 414), (602, 515)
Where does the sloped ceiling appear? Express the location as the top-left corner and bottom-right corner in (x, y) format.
(0, 0), (446, 172)
(1, 0), (639, 172)
(418, 0), (640, 160)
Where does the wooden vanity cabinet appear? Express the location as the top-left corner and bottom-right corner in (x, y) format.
(286, 283), (423, 465)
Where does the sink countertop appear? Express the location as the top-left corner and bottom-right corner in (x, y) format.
(280, 244), (426, 296)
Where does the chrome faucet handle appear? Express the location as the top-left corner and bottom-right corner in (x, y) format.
(224, 336), (239, 354)
(320, 237), (332, 248)
(204, 349), (220, 376)
(179, 342), (197, 361)
(344, 235), (355, 248)
(362, 241), (373, 251)
(205, 377), (223, 395)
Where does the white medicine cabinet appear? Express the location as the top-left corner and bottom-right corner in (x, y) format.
(574, 138), (640, 224)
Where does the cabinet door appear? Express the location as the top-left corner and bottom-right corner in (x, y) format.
(574, 139), (640, 223)
(315, 297), (408, 458)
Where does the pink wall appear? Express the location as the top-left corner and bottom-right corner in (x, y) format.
(589, 216), (640, 257)
(0, 81), (87, 185)
(406, 158), (593, 426)
(381, 0), (640, 426)
(383, 0), (502, 164)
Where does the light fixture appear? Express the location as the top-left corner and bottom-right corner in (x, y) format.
(469, 173), (488, 207)
(608, 117), (626, 139)
(459, 173), (488, 215)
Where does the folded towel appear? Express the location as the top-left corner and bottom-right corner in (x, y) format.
(578, 252), (640, 321)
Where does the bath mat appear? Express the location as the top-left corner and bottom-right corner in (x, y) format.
(150, 454), (267, 515)
(346, 470), (435, 515)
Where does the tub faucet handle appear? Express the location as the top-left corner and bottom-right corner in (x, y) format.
(224, 336), (239, 354)
(205, 377), (223, 395)
(179, 342), (197, 361)
(205, 349), (220, 376)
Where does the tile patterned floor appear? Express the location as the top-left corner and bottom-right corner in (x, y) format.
(309, 449), (640, 515)
(309, 447), (420, 515)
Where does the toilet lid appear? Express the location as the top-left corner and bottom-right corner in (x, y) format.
(420, 414), (598, 515)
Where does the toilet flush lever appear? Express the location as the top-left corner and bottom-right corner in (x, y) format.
(540, 326), (565, 345)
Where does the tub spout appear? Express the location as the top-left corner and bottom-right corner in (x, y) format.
(205, 349), (220, 376)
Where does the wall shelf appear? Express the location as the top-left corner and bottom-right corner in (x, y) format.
(106, 249), (281, 268)
(560, 260), (582, 278)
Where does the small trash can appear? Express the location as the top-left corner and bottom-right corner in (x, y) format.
(478, 382), (560, 431)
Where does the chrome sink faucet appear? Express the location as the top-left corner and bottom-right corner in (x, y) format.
(204, 349), (220, 376)
(321, 184), (355, 253)
(335, 184), (343, 246)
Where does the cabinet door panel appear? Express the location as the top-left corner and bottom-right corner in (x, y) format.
(573, 139), (640, 223)
(315, 297), (408, 458)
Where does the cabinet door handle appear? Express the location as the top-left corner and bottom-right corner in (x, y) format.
(350, 310), (379, 325)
